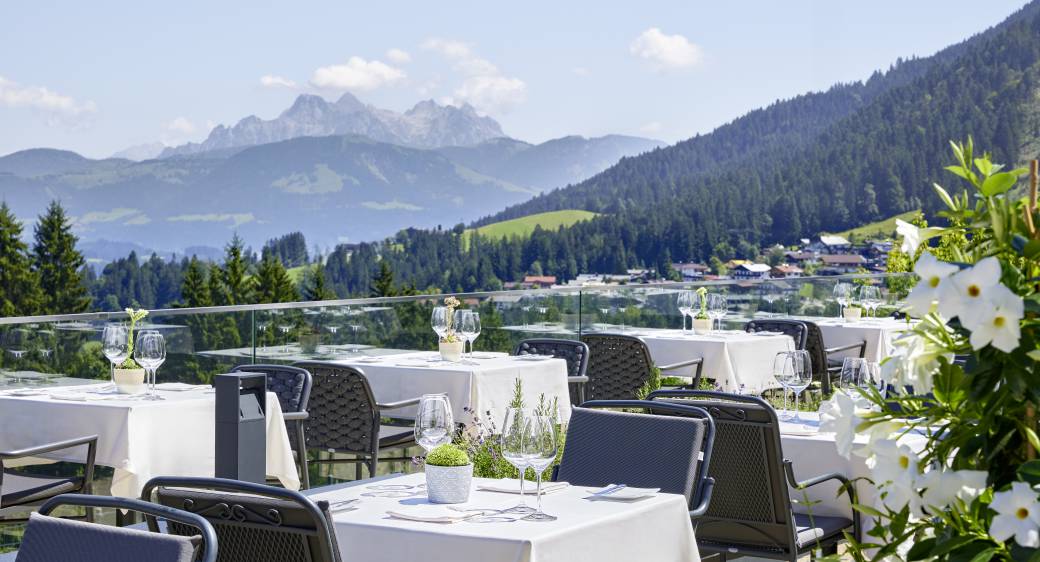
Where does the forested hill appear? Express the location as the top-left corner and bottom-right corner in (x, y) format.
(478, 1), (1039, 226)
(321, 2), (1040, 295)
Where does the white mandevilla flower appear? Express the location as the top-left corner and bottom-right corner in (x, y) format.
(818, 390), (863, 459)
(853, 420), (905, 459)
(967, 283), (1023, 353)
(937, 257), (1002, 327)
(882, 333), (949, 394)
(904, 252), (959, 316)
(867, 439), (922, 513)
(896, 219), (942, 255)
(918, 468), (987, 515)
(990, 481), (1040, 548)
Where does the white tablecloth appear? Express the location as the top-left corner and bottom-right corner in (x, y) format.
(0, 385), (299, 497)
(806, 318), (912, 363)
(628, 329), (794, 392)
(331, 352), (572, 426)
(305, 472), (699, 562)
(779, 413), (928, 539)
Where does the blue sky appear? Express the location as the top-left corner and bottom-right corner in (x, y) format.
(0, 0), (1030, 158)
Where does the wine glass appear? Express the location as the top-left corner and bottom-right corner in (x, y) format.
(773, 351), (794, 420)
(431, 306), (450, 341)
(833, 283), (852, 320)
(867, 361), (884, 395)
(278, 323), (293, 353)
(859, 285), (882, 317)
(708, 294), (728, 332)
(501, 407), (535, 514)
(455, 310), (475, 363)
(414, 394), (454, 453)
(787, 350), (812, 423)
(257, 321), (269, 353)
(677, 291), (692, 333)
(839, 357), (869, 390)
(134, 330), (166, 400)
(102, 324), (129, 387)
(466, 312), (481, 360)
(522, 414), (559, 522)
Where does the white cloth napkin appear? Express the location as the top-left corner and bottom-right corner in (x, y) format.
(386, 505), (479, 523)
(477, 479), (569, 495)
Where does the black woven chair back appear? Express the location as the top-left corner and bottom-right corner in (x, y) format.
(230, 364), (311, 414)
(647, 390), (797, 556)
(144, 477), (340, 562)
(580, 334), (654, 400)
(292, 362), (378, 455)
(801, 321), (829, 380)
(556, 403), (711, 504)
(514, 338), (589, 378)
(744, 320), (807, 350)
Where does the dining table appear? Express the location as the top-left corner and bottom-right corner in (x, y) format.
(305, 472), (700, 562)
(802, 316), (913, 363)
(330, 351), (572, 426)
(0, 381), (299, 497)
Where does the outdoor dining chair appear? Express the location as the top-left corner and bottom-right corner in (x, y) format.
(292, 361), (420, 481)
(230, 364), (313, 489)
(514, 338), (590, 404)
(647, 389), (858, 561)
(0, 434), (97, 525)
(802, 321), (866, 394)
(555, 401), (715, 518)
(143, 476), (340, 562)
(744, 319), (808, 349)
(581, 334), (705, 399)
(7, 494), (217, 562)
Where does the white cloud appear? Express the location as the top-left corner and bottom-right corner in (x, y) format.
(361, 200), (423, 211)
(166, 117), (197, 135)
(124, 214), (151, 226)
(385, 48), (412, 64)
(75, 208), (143, 226)
(572, 67), (591, 77)
(0, 75), (96, 121)
(640, 121), (663, 134)
(310, 57), (406, 92)
(630, 28), (702, 70)
(260, 75), (298, 89)
(167, 213), (256, 227)
(422, 37), (527, 114)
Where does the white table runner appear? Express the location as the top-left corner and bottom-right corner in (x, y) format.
(0, 384), (299, 497)
(305, 472), (699, 562)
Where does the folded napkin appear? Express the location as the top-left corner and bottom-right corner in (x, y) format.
(477, 479), (569, 495)
(155, 383), (210, 391)
(585, 484), (659, 501)
(752, 330), (784, 336)
(780, 423), (819, 436)
(516, 355), (554, 362)
(386, 505), (478, 524)
(1, 388), (47, 397)
(49, 392), (110, 402)
(470, 352), (500, 360)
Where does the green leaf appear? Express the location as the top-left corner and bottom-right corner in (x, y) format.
(946, 165), (972, 181)
(1018, 460), (1040, 486)
(934, 183), (958, 210)
(906, 537), (936, 561)
(929, 534), (977, 557)
(966, 547), (996, 562)
(981, 171), (1019, 196)
(975, 158), (993, 177)
(1027, 350), (1040, 362)
(851, 503), (885, 518)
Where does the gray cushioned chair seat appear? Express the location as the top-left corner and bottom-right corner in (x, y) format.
(0, 551), (16, 561)
(794, 513), (854, 548)
(1, 472), (81, 508)
(14, 512), (198, 562)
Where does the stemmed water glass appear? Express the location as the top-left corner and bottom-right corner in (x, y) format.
(431, 306), (450, 341)
(833, 283), (852, 320)
(522, 414), (559, 522)
(414, 394), (454, 454)
(278, 323), (293, 353)
(455, 310), (480, 363)
(707, 294), (728, 332)
(787, 350), (812, 423)
(102, 324), (129, 388)
(773, 351), (794, 420)
(858, 285), (882, 317)
(501, 407), (535, 514)
(677, 291), (693, 333)
(134, 330), (166, 400)
(839, 357), (869, 390)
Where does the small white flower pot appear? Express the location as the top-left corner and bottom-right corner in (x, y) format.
(113, 368), (146, 394)
(425, 463), (473, 504)
(692, 318), (713, 334)
(844, 307), (862, 321)
(439, 340), (464, 362)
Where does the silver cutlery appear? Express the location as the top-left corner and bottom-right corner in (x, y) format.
(591, 484), (627, 497)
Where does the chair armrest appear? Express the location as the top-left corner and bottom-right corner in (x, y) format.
(377, 397), (422, 410)
(567, 375), (589, 383)
(0, 435), (98, 460)
(689, 477), (715, 519)
(282, 411), (309, 422)
(658, 357), (704, 372)
(824, 341), (867, 355)
(783, 459), (861, 539)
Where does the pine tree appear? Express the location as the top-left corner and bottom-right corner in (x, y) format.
(370, 261), (397, 297)
(220, 234), (254, 305)
(255, 255), (298, 303)
(0, 203), (43, 316)
(180, 257), (211, 307)
(32, 201), (90, 313)
(302, 263), (334, 301)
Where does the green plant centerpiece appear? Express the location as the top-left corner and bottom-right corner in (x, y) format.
(692, 287), (713, 333)
(439, 296), (464, 361)
(817, 139), (1040, 561)
(113, 308), (148, 394)
(424, 444), (473, 504)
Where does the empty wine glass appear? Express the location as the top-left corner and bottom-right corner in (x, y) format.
(102, 324), (129, 387)
(787, 350), (812, 423)
(839, 357), (869, 390)
(257, 321), (269, 352)
(858, 285), (882, 317)
(708, 294), (728, 332)
(522, 414), (559, 522)
(414, 394), (454, 453)
(677, 291), (693, 333)
(773, 351), (794, 420)
(501, 407), (535, 514)
(466, 312), (481, 359)
(833, 283), (852, 320)
(431, 306), (450, 341)
(134, 330), (166, 400)
(278, 323), (293, 353)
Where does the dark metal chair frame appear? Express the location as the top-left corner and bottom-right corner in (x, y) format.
(0, 434), (98, 524)
(230, 364), (313, 489)
(142, 476), (339, 562)
(647, 389), (859, 561)
(802, 321), (867, 394)
(33, 494), (218, 562)
(581, 334), (706, 398)
(573, 399), (716, 518)
(513, 338), (590, 404)
(292, 361), (420, 481)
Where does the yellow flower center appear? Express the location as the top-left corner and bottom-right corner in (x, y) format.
(967, 284), (981, 297)
(994, 316), (1006, 328)
(929, 277), (941, 288)
(899, 455), (910, 470)
(1018, 507), (1030, 520)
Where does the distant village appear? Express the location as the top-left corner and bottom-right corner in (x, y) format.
(514, 235), (893, 289)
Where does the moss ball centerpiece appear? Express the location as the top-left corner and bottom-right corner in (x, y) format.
(424, 444), (473, 504)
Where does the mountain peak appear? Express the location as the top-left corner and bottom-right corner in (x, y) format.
(334, 92), (365, 113)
